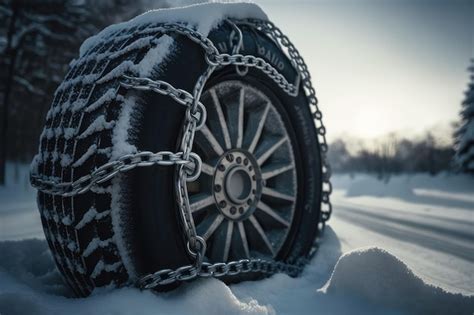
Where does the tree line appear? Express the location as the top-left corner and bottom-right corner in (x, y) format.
(0, 0), (168, 184)
(328, 132), (455, 179)
(0, 1), (472, 185)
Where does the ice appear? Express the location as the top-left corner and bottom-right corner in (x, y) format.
(79, 2), (267, 57)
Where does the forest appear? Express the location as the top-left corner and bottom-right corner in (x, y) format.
(1, 0), (473, 185)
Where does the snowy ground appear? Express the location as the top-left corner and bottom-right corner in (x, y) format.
(0, 162), (473, 314)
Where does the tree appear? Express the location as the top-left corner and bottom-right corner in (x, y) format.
(454, 60), (474, 173)
(0, 0), (162, 185)
(0, 0), (92, 185)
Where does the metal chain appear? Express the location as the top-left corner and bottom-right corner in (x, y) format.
(246, 19), (333, 223)
(30, 151), (201, 197)
(138, 258), (306, 289)
(30, 19), (332, 289)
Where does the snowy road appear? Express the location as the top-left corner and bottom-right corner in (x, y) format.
(0, 168), (473, 314)
(331, 183), (474, 295)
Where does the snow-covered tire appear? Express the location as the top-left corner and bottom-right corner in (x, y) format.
(33, 17), (323, 296)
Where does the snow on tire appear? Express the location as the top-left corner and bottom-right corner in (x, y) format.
(32, 3), (325, 296)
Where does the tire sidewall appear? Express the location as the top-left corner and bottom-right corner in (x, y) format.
(124, 22), (322, 277)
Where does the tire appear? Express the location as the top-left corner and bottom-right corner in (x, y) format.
(34, 20), (322, 297)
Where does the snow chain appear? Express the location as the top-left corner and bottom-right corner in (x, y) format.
(30, 19), (332, 290)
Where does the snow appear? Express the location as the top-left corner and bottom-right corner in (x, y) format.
(77, 116), (115, 139)
(1, 162), (474, 314)
(82, 237), (114, 258)
(79, 2), (267, 57)
(84, 88), (122, 113)
(136, 35), (175, 77)
(74, 207), (110, 230)
(90, 260), (122, 279)
(71, 144), (97, 168)
(322, 247), (472, 314)
(110, 96), (139, 160)
(95, 33), (174, 83)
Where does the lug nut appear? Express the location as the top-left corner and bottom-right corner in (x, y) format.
(252, 175), (256, 181)
(247, 199), (252, 205)
(236, 157), (242, 164)
(219, 200), (227, 208)
(252, 189), (256, 194)
(214, 184), (222, 192)
(218, 164), (225, 172)
(230, 206), (237, 214)
(226, 154), (234, 162)
(238, 207), (244, 214)
(243, 158), (249, 165)
(249, 166), (253, 171)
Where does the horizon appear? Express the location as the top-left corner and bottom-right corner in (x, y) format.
(252, 0), (473, 145)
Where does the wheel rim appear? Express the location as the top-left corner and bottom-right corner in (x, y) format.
(188, 80), (298, 262)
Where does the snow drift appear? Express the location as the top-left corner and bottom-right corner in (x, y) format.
(324, 247), (473, 315)
(79, 2), (267, 56)
(1, 232), (472, 315)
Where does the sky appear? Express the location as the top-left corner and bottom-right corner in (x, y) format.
(251, 0), (474, 144)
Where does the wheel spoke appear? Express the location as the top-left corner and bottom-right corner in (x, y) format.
(257, 201), (290, 227)
(256, 136), (288, 166)
(210, 88), (232, 150)
(199, 125), (224, 156)
(223, 221), (234, 261)
(249, 215), (274, 256)
(201, 162), (214, 176)
(202, 214), (224, 240)
(196, 81), (299, 261)
(261, 163), (294, 180)
(236, 87), (245, 148)
(262, 186), (295, 202)
(237, 221), (250, 258)
(190, 194), (215, 213)
(247, 103), (270, 153)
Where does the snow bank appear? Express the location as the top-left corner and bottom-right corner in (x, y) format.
(1, 233), (472, 315)
(80, 2), (267, 57)
(323, 247), (473, 315)
(333, 173), (474, 200)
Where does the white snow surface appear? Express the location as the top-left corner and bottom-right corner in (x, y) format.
(79, 1), (267, 57)
(1, 164), (473, 314)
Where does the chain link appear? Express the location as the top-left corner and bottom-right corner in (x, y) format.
(30, 151), (200, 197)
(137, 258), (306, 289)
(245, 19), (333, 223)
(30, 19), (332, 290)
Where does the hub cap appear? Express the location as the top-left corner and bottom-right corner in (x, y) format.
(188, 80), (297, 262)
(213, 150), (262, 221)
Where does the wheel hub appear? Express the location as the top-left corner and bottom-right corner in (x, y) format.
(213, 150), (262, 221)
(189, 80), (298, 262)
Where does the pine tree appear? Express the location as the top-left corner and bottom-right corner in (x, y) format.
(454, 59), (474, 173)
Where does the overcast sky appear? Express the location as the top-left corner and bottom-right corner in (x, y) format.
(252, 0), (473, 143)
